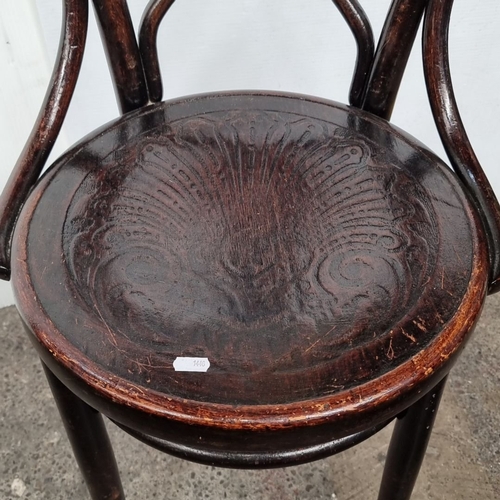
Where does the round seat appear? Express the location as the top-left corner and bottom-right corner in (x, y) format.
(11, 92), (488, 465)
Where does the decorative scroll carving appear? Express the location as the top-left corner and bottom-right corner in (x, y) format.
(63, 108), (438, 377)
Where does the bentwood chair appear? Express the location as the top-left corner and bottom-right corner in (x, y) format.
(1, 0), (498, 499)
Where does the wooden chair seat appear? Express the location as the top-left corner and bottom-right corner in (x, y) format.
(11, 92), (488, 466)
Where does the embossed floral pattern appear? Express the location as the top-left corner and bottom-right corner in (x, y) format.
(63, 109), (439, 396)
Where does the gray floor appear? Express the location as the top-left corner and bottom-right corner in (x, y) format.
(1, 294), (499, 500)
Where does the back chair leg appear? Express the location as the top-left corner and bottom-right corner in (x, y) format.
(377, 376), (447, 500)
(42, 363), (125, 500)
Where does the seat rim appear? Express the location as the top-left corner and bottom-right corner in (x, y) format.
(13, 274), (486, 431)
(11, 90), (489, 432)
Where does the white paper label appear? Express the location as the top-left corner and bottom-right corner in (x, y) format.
(173, 357), (210, 372)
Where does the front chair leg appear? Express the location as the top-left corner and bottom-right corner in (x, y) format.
(42, 363), (125, 500)
(377, 376), (447, 500)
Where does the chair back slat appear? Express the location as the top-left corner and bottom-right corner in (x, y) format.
(139, 0), (175, 104)
(138, 0), (375, 107)
(3, 0), (500, 293)
(424, 0), (500, 292)
(362, 0), (429, 120)
(0, 0), (88, 277)
(92, 0), (149, 113)
(331, 0), (374, 107)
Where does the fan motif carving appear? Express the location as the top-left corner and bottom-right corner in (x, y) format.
(63, 109), (437, 391)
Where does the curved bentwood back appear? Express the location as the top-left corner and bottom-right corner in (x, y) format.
(1, 0), (499, 292)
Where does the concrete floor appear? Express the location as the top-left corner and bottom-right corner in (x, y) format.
(1, 295), (499, 500)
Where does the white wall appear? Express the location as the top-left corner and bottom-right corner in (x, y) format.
(0, 1), (63, 306)
(0, 0), (499, 307)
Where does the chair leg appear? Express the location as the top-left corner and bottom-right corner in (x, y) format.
(42, 363), (125, 500)
(377, 376), (447, 500)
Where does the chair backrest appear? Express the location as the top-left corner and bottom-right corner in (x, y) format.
(1, 0), (500, 291)
(97, 0), (427, 119)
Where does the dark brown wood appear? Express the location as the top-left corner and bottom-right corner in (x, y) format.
(4, 2), (497, 498)
(43, 364), (125, 500)
(377, 376), (447, 500)
(139, 0), (374, 106)
(12, 93), (488, 461)
(139, 0), (175, 103)
(423, 0), (500, 293)
(0, 0), (88, 279)
(115, 418), (392, 468)
(362, 0), (429, 119)
(332, 0), (374, 107)
(92, 0), (150, 113)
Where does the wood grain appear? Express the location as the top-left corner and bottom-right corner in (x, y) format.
(12, 93), (488, 439)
